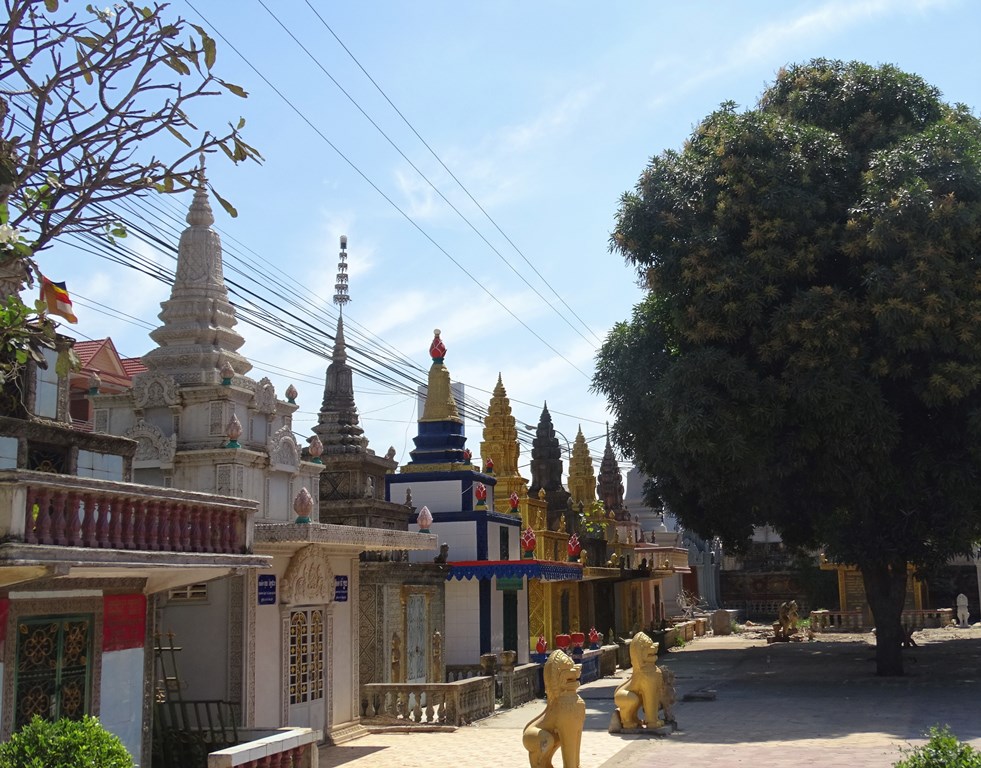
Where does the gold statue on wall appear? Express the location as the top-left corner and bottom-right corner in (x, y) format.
(522, 650), (585, 768)
(611, 632), (674, 730)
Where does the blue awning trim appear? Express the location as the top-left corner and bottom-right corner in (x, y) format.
(446, 560), (582, 582)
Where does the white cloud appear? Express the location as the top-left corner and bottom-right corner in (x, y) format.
(651, 0), (957, 109)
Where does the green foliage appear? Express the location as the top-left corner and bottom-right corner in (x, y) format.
(895, 726), (981, 768)
(0, 715), (134, 768)
(595, 59), (981, 674)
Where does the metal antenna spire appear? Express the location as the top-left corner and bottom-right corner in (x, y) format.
(333, 235), (350, 312)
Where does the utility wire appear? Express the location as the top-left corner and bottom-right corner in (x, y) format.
(182, 0), (591, 379)
(255, 0), (599, 349)
(299, 0), (603, 345)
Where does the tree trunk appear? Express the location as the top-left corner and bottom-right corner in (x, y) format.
(861, 561), (909, 676)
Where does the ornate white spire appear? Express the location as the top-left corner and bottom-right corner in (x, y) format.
(142, 163), (252, 382)
(334, 235), (350, 310)
(314, 235), (367, 453)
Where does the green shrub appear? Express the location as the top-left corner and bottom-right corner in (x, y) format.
(895, 726), (981, 768)
(0, 715), (134, 768)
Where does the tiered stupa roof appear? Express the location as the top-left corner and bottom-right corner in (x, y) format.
(479, 374), (528, 514)
(567, 426), (597, 511)
(313, 314), (368, 454)
(597, 434), (626, 520)
(142, 171), (251, 383)
(527, 403), (572, 530)
(403, 330), (467, 470)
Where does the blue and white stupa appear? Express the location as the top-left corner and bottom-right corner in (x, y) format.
(387, 330), (536, 664)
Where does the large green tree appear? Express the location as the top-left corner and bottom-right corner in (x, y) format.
(594, 60), (981, 676)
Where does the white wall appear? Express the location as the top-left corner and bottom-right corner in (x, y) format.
(444, 579), (479, 665)
(100, 647), (143, 763)
(159, 577), (231, 701)
(390, 480), (460, 514)
(409, 520), (474, 562)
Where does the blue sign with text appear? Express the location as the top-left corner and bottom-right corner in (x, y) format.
(257, 574), (276, 605)
(334, 575), (349, 602)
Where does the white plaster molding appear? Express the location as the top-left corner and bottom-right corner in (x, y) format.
(125, 419), (177, 466)
(132, 372), (180, 409)
(281, 545), (334, 606)
(253, 378), (278, 415)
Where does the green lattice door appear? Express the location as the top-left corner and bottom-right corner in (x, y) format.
(14, 615), (92, 728)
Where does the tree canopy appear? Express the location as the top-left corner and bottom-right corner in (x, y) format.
(594, 60), (981, 674)
(0, 0), (260, 387)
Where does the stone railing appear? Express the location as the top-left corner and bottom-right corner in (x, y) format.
(0, 469), (255, 554)
(901, 608), (954, 631)
(361, 677), (495, 727)
(207, 727), (320, 768)
(812, 607), (955, 633)
(499, 663), (539, 708)
(445, 664), (483, 682)
(809, 609), (864, 632)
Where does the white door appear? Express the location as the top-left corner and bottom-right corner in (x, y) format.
(287, 607), (326, 729)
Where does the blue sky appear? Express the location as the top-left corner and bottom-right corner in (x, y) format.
(36, 0), (981, 478)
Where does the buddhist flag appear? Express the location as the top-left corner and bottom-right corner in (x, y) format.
(40, 275), (78, 323)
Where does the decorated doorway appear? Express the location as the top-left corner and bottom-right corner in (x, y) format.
(287, 607), (325, 729)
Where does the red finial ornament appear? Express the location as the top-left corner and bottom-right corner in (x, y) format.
(509, 492), (520, 511)
(567, 533), (581, 559)
(485, 458), (494, 474)
(536, 635), (547, 655)
(463, 448), (472, 461)
(475, 482), (487, 508)
(521, 526), (537, 557)
(429, 328), (446, 362)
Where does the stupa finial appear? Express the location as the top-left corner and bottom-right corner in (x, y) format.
(430, 329), (446, 363)
(333, 235), (350, 311)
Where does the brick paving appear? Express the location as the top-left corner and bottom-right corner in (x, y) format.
(320, 631), (981, 768)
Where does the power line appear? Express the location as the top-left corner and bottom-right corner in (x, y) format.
(181, 0), (592, 380)
(255, 0), (600, 349)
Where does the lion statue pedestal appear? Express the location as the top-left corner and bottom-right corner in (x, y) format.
(522, 650), (586, 768)
(609, 631), (676, 735)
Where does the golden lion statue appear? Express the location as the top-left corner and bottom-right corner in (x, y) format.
(774, 600), (799, 640)
(522, 650), (585, 768)
(613, 631), (672, 729)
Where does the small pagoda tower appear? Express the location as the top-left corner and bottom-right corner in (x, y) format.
(314, 237), (407, 530)
(92, 177), (434, 743)
(567, 426), (597, 511)
(479, 374), (529, 515)
(528, 403), (573, 532)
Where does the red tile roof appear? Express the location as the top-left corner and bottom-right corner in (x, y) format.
(121, 357), (147, 377)
(73, 339), (106, 366)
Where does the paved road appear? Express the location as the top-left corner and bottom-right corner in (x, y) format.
(319, 631), (981, 768)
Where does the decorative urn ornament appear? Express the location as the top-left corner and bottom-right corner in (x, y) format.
(485, 458), (494, 474)
(475, 482), (487, 509)
(521, 527), (537, 558)
(285, 384), (298, 404)
(417, 505), (433, 533)
(220, 360), (235, 386)
(509, 491), (520, 512)
(307, 435), (324, 463)
(225, 414), (242, 449)
(567, 533), (582, 561)
(536, 635), (547, 655)
(430, 329), (446, 362)
(463, 448), (472, 462)
(293, 487), (314, 524)
(555, 633), (572, 650)
(588, 627), (601, 649)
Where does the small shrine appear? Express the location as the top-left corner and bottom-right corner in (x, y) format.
(386, 332), (581, 666)
(528, 404), (574, 533)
